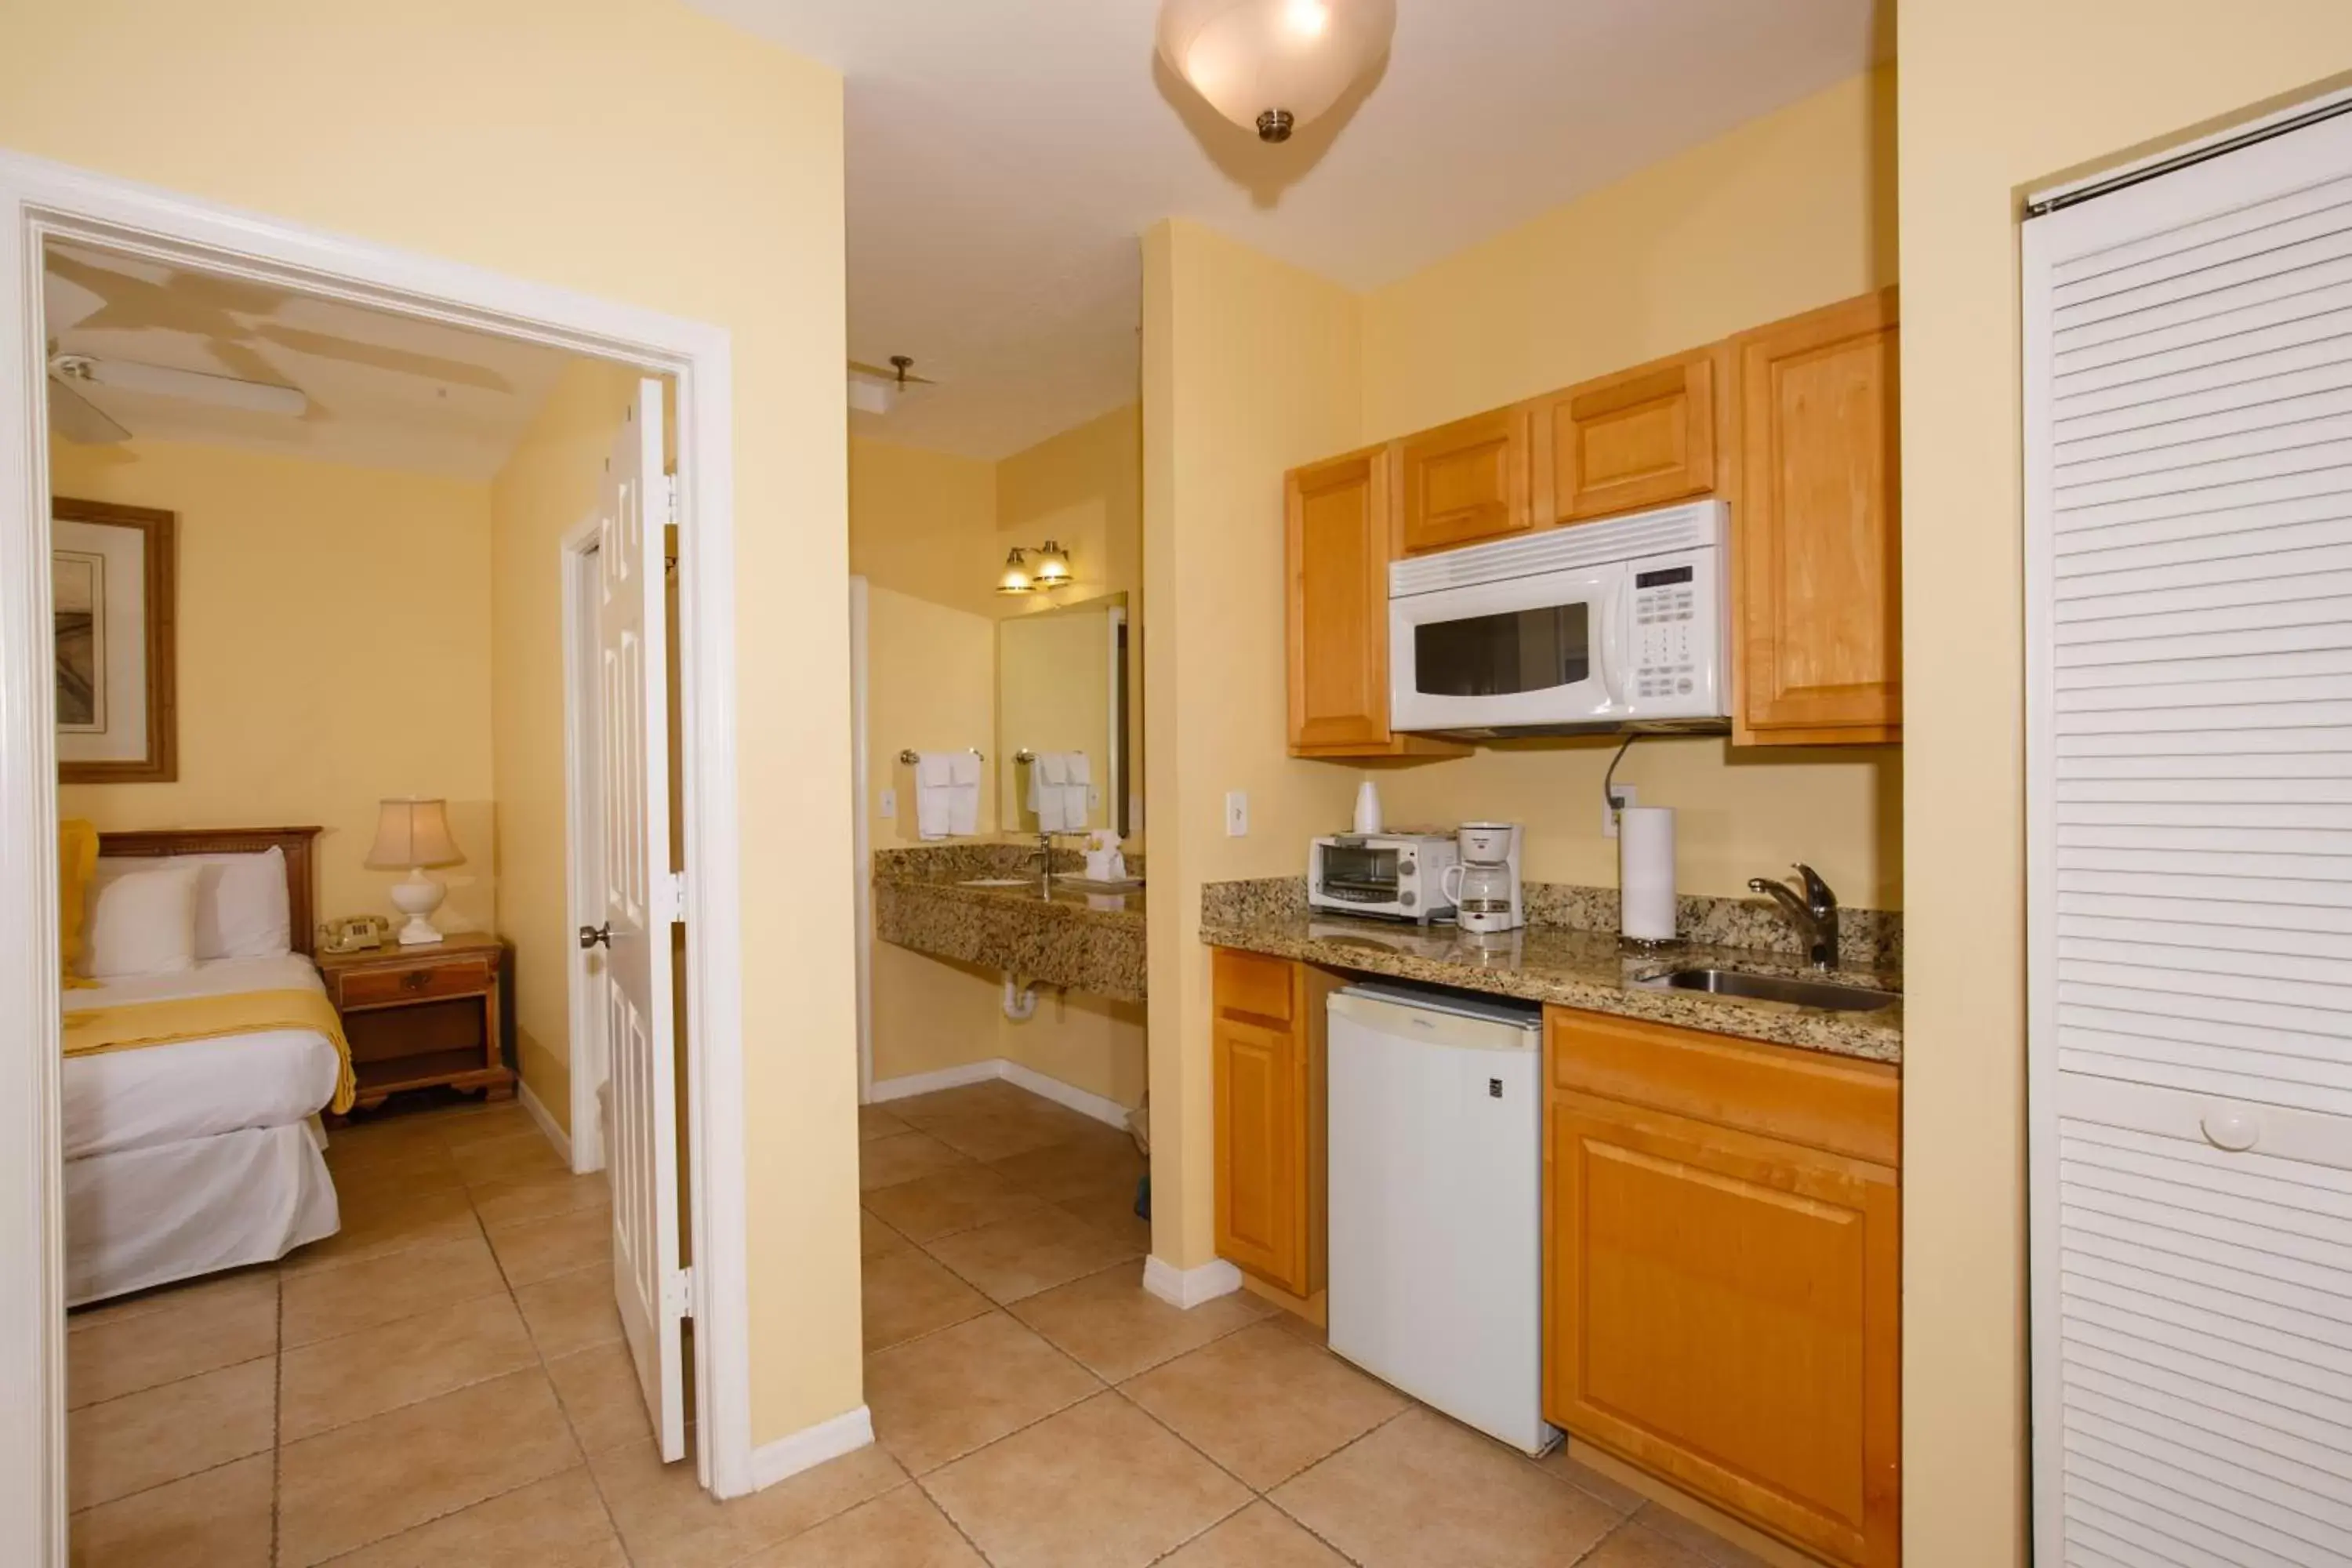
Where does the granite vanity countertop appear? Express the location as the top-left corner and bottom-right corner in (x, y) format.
(871, 861), (1145, 927)
(1201, 910), (1902, 1065)
(873, 845), (1146, 1000)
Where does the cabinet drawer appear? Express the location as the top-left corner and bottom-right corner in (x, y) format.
(1214, 948), (1294, 1025)
(1547, 1007), (1898, 1167)
(338, 959), (492, 1010)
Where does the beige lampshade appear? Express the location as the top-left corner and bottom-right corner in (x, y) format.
(365, 798), (464, 869)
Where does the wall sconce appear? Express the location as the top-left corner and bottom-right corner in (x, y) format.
(997, 548), (1036, 595)
(996, 541), (1073, 595)
(1033, 540), (1072, 587)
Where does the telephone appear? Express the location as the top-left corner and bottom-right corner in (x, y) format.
(318, 914), (392, 955)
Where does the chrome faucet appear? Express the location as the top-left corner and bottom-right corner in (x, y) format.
(1026, 830), (1063, 898)
(1748, 863), (1839, 971)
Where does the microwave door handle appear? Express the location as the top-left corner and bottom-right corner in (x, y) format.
(1595, 575), (1628, 710)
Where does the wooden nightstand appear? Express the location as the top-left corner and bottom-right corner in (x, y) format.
(316, 932), (515, 1112)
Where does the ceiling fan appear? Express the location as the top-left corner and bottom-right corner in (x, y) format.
(44, 270), (310, 445)
(847, 354), (935, 416)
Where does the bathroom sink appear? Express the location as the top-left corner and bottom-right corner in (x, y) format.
(1635, 968), (1898, 1013)
(958, 878), (1036, 887)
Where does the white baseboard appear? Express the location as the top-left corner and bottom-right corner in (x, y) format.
(742, 1405), (874, 1494)
(1142, 1256), (1243, 1310)
(516, 1080), (572, 1167)
(999, 1060), (1134, 1132)
(870, 1058), (1134, 1134)
(866, 1060), (1003, 1103)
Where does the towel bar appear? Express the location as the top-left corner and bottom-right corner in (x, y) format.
(898, 748), (985, 765)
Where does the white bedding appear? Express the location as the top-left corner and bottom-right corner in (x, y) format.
(63, 953), (343, 1163)
(66, 1122), (339, 1306)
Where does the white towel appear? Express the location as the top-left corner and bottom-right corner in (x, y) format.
(1028, 753), (1070, 832)
(947, 750), (981, 836)
(1061, 752), (1091, 826)
(913, 751), (962, 841)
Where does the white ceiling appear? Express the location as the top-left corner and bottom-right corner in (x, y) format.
(42, 242), (573, 482)
(691, 0), (1885, 459)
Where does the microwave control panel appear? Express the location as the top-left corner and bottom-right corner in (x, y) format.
(1632, 563), (1701, 702)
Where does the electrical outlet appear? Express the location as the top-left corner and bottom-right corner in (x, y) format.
(879, 787), (897, 820)
(1603, 783), (1637, 838)
(1225, 790), (1249, 837)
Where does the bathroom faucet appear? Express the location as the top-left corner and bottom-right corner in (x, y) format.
(1027, 830), (1062, 898)
(1748, 863), (1839, 971)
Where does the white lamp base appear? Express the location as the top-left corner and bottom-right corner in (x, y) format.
(388, 868), (448, 946)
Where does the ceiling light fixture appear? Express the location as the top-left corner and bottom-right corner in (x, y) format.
(1156, 0), (1396, 143)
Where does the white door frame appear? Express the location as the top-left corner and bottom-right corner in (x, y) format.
(0, 150), (758, 1559)
(849, 575), (874, 1104)
(561, 517), (610, 1174)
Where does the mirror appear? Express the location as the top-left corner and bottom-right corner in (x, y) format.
(998, 592), (1129, 837)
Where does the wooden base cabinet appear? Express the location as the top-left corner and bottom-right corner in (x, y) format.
(1211, 949), (1338, 1298)
(1544, 1010), (1900, 1568)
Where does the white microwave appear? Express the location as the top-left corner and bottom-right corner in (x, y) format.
(1388, 499), (1731, 739)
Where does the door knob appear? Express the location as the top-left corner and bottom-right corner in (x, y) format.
(2200, 1111), (2259, 1152)
(578, 923), (612, 950)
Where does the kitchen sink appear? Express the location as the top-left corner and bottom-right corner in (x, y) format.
(1635, 968), (1899, 1012)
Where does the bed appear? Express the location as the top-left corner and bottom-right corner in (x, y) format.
(63, 827), (344, 1305)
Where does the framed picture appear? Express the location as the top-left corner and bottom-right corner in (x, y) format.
(53, 498), (176, 783)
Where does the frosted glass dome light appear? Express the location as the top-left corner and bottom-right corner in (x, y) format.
(1156, 0), (1398, 143)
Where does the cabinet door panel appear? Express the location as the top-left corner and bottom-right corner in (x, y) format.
(1287, 449), (1393, 752)
(1214, 1014), (1303, 1293)
(1547, 1093), (1900, 1567)
(1399, 408), (1530, 554)
(1547, 353), (1717, 523)
(1733, 289), (1902, 743)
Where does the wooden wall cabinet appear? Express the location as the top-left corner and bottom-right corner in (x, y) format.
(1544, 1009), (1900, 1568)
(1211, 949), (1335, 1298)
(1285, 448), (1467, 759)
(1397, 406), (1531, 555)
(1537, 350), (1720, 525)
(1730, 289), (1903, 744)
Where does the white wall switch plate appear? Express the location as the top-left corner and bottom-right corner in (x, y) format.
(879, 787), (897, 820)
(1603, 783), (1636, 838)
(1225, 790), (1249, 837)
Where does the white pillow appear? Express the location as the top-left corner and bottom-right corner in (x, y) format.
(83, 865), (201, 980)
(90, 848), (291, 960)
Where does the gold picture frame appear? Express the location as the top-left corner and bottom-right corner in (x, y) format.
(54, 497), (177, 784)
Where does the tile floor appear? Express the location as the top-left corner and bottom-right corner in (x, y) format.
(64, 1079), (1773, 1567)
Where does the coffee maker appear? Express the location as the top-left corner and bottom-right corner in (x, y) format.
(1444, 822), (1524, 935)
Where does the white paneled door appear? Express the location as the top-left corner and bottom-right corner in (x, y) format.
(590, 377), (686, 1462)
(2027, 107), (2352, 1566)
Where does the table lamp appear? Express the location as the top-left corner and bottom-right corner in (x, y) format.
(366, 797), (464, 946)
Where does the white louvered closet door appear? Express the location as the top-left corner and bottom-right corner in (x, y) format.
(2027, 108), (2352, 1568)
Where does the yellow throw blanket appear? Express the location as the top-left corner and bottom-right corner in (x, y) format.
(64, 989), (358, 1115)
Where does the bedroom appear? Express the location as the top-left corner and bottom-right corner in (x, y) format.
(46, 236), (703, 1558)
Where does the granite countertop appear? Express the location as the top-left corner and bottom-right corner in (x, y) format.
(872, 854), (1145, 929)
(873, 844), (1147, 1001)
(1202, 909), (1901, 1065)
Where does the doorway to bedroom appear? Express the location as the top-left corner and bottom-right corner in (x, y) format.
(42, 232), (708, 1559)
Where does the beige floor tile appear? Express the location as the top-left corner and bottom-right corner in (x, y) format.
(887, 1081), (1029, 1123)
(1158, 1500), (1351, 1567)
(516, 1263), (626, 1359)
(859, 1104), (913, 1143)
(1266, 1305), (1328, 1345)
(862, 1210), (913, 1261)
(923, 1206), (1142, 1305)
(68, 1269), (278, 1409)
(280, 1229), (506, 1348)
(861, 1131), (977, 1192)
(1629, 1503), (1778, 1568)
(279, 1292), (538, 1443)
(861, 1165), (1046, 1243)
(1540, 1442), (1648, 1515)
(742, 1483), (985, 1566)
(1271, 1406), (1619, 1568)
(473, 1168), (612, 1231)
(280, 1183), (481, 1277)
(922, 1392), (1250, 1568)
(324, 1131), (467, 1198)
(67, 1357), (276, 1511)
(1011, 1262), (1269, 1383)
(1583, 1519), (1725, 1568)
(590, 1432), (904, 1567)
(430, 1102), (539, 1149)
(1055, 1189), (1152, 1251)
(916, 1105), (1101, 1163)
(324, 1114), (456, 1168)
(451, 1127), (572, 1188)
(328, 1466), (626, 1567)
(982, 1136), (1145, 1204)
(1122, 1322), (1406, 1490)
(278, 1366), (582, 1566)
(547, 1341), (657, 1455)
(487, 1202), (612, 1287)
(67, 1264), (276, 1336)
(67, 1451), (273, 1568)
(862, 1248), (995, 1352)
(866, 1311), (1101, 1474)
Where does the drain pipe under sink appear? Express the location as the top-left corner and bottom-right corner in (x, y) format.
(1001, 972), (1039, 1021)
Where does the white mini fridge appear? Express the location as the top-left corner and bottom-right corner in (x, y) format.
(1326, 982), (1558, 1455)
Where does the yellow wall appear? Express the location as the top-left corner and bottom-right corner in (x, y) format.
(864, 584), (997, 851)
(1143, 220), (1367, 1268)
(1897, 13), (2352, 1564)
(847, 437), (998, 621)
(1360, 68), (1902, 905)
(4, 0), (860, 1450)
(50, 437), (496, 934)
(487, 358), (644, 1133)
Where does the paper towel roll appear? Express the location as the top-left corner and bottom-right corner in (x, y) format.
(1620, 807), (1677, 942)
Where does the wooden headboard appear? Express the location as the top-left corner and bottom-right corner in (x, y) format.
(96, 826), (325, 958)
